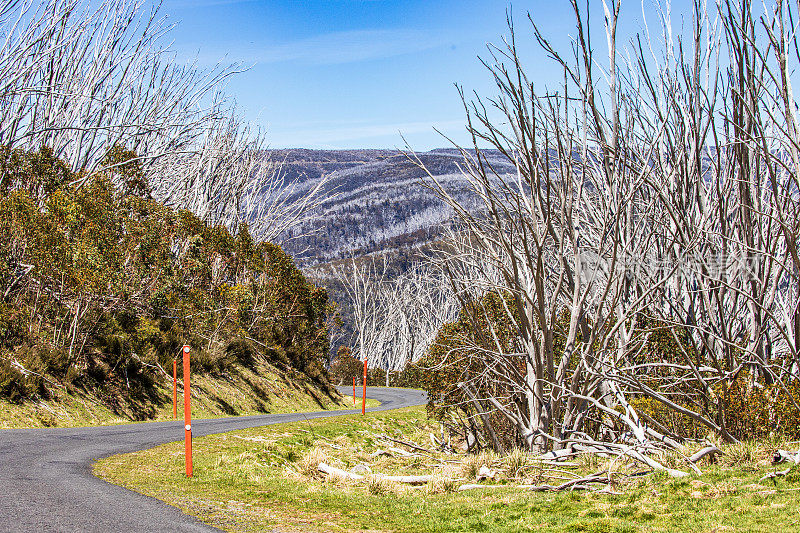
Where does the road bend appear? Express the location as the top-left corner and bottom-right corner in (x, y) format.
(0, 387), (426, 532)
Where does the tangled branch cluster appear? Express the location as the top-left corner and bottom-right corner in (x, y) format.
(413, 0), (800, 467)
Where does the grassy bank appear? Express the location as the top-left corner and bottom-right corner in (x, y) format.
(0, 358), (376, 429)
(95, 405), (800, 532)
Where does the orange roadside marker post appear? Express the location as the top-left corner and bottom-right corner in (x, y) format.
(183, 345), (192, 477)
(362, 359), (367, 415)
(352, 376), (356, 406)
(172, 359), (177, 419)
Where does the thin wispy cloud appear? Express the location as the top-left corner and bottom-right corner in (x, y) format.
(189, 29), (461, 66)
(159, 0), (504, 150)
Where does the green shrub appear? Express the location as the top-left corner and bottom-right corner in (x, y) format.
(225, 338), (257, 367)
(367, 367), (385, 386)
(0, 356), (43, 402)
(0, 145), (335, 410)
(721, 376), (800, 440)
(632, 375), (800, 441)
(190, 349), (233, 374)
(329, 350), (362, 385)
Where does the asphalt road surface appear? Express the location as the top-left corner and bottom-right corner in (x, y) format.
(0, 386), (426, 532)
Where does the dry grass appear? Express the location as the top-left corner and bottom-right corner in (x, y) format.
(459, 453), (482, 479)
(323, 469), (356, 487)
(299, 446), (328, 478)
(0, 358), (360, 429)
(504, 447), (529, 479)
(366, 474), (398, 495)
(426, 472), (458, 494)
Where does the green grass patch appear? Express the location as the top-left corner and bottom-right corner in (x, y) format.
(95, 405), (800, 532)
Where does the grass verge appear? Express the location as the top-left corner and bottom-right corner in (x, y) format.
(95, 405), (800, 532)
(1, 359), (378, 428)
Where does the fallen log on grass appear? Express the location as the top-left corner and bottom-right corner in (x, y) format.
(318, 463), (364, 480)
(388, 446), (414, 457)
(369, 449), (392, 458)
(538, 447), (576, 462)
(773, 450), (800, 464)
(458, 484), (499, 491)
(376, 434), (437, 455)
(570, 441), (691, 478)
(381, 474), (433, 484)
(536, 473), (608, 492)
(601, 446), (689, 478)
(317, 463), (432, 485)
(760, 468), (792, 481)
(459, 473), (611, 493)
(688, 446), (722, 464)
(529, 483), (593, 492)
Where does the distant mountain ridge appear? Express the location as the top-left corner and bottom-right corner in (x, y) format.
(270, 148), (515, 263)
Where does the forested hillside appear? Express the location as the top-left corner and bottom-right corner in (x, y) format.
(273, 148), (515, 262)
(0, 146), (338, 423)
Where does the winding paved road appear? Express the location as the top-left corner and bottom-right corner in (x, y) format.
(0, 387), (426, 532)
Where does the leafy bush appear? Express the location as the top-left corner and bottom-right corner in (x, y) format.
(329, 350), (362, 385)
(0, 358), (29, 402)
(190, 349), (234, 375)
(366, 367), (385, 386)
(398, 291), (526, 451)
(632, 375), (800, 441)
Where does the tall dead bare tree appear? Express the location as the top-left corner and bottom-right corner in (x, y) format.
(414, 0), (800, 464)
(0, 0), (239, 177)
(332, 256), (458, 385)
(0, 0), (326, 243)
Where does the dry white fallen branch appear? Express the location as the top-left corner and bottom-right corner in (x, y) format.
(460, 471), (614, 493)
(318, 463), (364, 480)
(475, 465), (497, 481)
(688, 446), (722, 464)
(532, 459), (580, 467)
(571, 444), (612, 458)
(526, 477), (607, 492)
(538, 447), (577, 461)
(376, 434), (437, 455)
(317, 463), (432, 485)
(546, 473), (608, 491)
(34, 401), (65, 420)
(760, 468), (792, 482)
(622, 447), (689, 478)
(566, 439), (690, 478)
(10, 359), (63, 389)
(458, 484), (506, 491)
(389, 447), (415, 457)
(381, 474), (433, 484)
(369, 449), (392, 458)
(530, 484), (595, 492)
(773, 450), (800, 464)
(458, 477), (611, 493)
(430, 431), (455, 453)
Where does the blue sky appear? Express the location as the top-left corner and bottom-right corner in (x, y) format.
(156, 1), (670, 150)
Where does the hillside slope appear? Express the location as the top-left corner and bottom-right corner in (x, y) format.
(0, 356), (346, 428)
(0, 146), (342, 427)
(272, 148), (515, 262)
